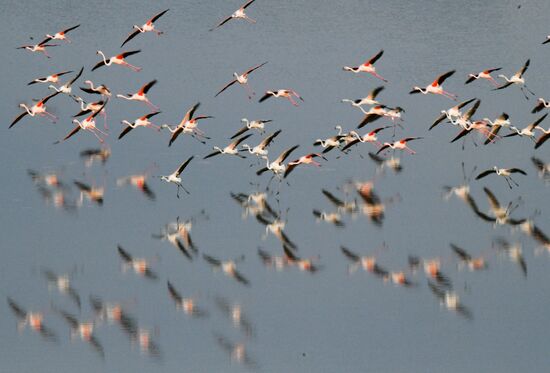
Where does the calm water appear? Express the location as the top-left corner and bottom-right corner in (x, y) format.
(2, 0), (550, 372)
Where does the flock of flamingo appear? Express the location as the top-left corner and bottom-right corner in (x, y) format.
(7, 1), (550, 369)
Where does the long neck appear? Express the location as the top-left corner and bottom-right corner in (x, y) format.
(265, 157), (271, 168)
(122, 120), (132, 127)
(243, 119), (250, 128)
(135, 25), (144, 32)
(73, 119), (83, 128)
(78, 100), (86, 110)
(21, 104), (33, 115)
(97, 51), (110, 65)
(214, 146), (223, 153)
(116, 94), (131, 100)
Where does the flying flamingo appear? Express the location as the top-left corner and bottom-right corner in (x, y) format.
(215, 62), (267, 99)
(46, 25), (80, 43)
(121, 9), (169, 47)
(259, 89), (304, 106)
(28, 70), (73, 85)
(343, 50), (387, 82)
(204, 134), (253, 159)
(118, 112), (161, 140)
(342, 86), (385, 113)
(284, 153), (327, 178)
(464, 68), (502, 86)
(493, 59), (535, 99)
(56, 101), (108, 143)
(10, 92), (60, 128)
(92, 50), (142, 72)
(17, 37), (58, 58)
(429, 98), (477, 130)
(116, 80), (159, 110)
(543, 36), (550, 44)
(74, 98), (108, 129)
(162, 102), (213, 146)
(410, 70), (457, 100)
(48, 66), (83, 102)
(231, 118), (272, 139)
(476, 166), (527, 189)
(376, 137), (423, 155)
(257, 145), (300, 178)
(240, 130), (282, 158)
(504, 114), (548, 141)
(80, 80), (112, 97)
(483, 113), (510, 144)
(342, 126), (390, 152)
(159, 156), (194, 198)
(210, 0), (258, 31)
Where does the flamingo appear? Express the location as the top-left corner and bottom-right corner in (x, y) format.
(48, 66), (83, 102)
(476, 166), (527, 189)
(17, 37), (58, 58)
(74, 98), (108, 129)
(162, 102), (213, 146)
(543, 35), (550, 44)
(313, 132), (343, 153)
(240, 130), (282, 158)
(204, 134), (252, 159)
(493, 59), (535, 99)
(256, 145), (299, 177)
(504, 113), (548, 141)
(532, 98), (550, 113)
(10, 91), (60, 128)
(116, 173), (155, 200)
(80, 148), (111, 167)
(341, 86), (385, 113)
(210, 0), (258, 31)
(410, 70), (457, 100)
(357, 105), (389, 128)
(259, 89), (304, 106)
(119, 112), (161, 139)
(343, 50), (387, 82)
(342, 126), (390, 152)
(57, 101), (108, 143)
(80, 80), (111, 97)
(376, 137), (423, 155)
(121, 9), (169, 47)
(284, 153), (327, 178)
(428, 282), (472, 319)
(464, 68), (502, 86)
(92, 50), (142, 72)
(429, 98), (477, 130)
(46, 25), (80, 43)
(215, 62), (267, 99)
(159, 156), (194, 198)
(215, 296), (254, 337)
(116, 80), (159, 110)
(483, 113), (510, 144)
(27, 70), (73, 85)
(231, 118), (272, 139)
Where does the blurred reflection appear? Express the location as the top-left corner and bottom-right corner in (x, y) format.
(117, 173), (156, 200)
(428, 281), (473, 320)
(531, 157), (550, 184)
(7, 298), (57, 342)
(152, 216), (199, 261)
(42, 268), (81, 310)
(203, 254), (250, 286)
(214, 333), (258, 370)
(57, 308), (104, 359)
(468, 187), (526, 226)
(449, 244), (488, 271)
(493, 238), (527, 277)
(368, 152), (403, 174)
(215, 296), (254, 338)
(79, 147), (111, 168)
(167, 281), (209, 318)
(117, 245), (158, 280)
(231, 190), (278, 220)
(340, 245), (388, 279)
(74, 179), (104, 206)
(282, 244), (321, 273)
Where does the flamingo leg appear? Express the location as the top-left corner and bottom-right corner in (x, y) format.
(244, 15), (256, 23)
(488, 77), (499, 87)
(288, 96), (299, 107)
(524, 84), (536, 96)
(42, 111), (58, 122)
(122, 62), (142, 72)
(145, 100), (159, 110)
(370, 72), (388, 83)
(242, 83), (255, 99)
(503, 177), (513, 189)
(508, 176), (520, 187)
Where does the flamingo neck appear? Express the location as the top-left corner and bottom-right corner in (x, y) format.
(97, 51), (111, 66)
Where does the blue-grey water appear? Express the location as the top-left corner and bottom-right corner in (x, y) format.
(2, 0), (550, 372)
